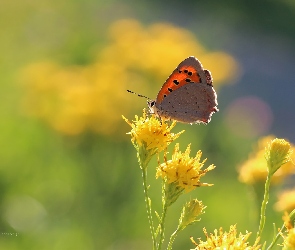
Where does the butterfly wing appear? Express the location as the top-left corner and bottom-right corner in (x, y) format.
(156, 56), (209, 103)
(156, 82), (218, 124)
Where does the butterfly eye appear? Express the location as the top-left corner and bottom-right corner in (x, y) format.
(149, 100), (155, 107)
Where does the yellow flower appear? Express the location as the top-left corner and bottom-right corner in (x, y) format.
(265, 138), (293, 176)
(282, 212), (295, 250)
(191, 225), (261, 250)
(275, 189), (295, 212)
(238, 136), (295, 185)
(123, 110), (183, 152)
(156, 143), (215, 192)
(284, 228), (295, 250)
(123, 110), (183, 167)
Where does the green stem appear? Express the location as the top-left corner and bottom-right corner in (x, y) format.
(267, 209), (295, 249)
(166, 228), (181, 250)
(257, 174), (271, 240)
(157, 202), (168, 250)
(142, 168), (157, 250)
(266, 223), (285, 250)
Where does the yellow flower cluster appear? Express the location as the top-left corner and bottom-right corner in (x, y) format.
(284, 229), (295, 250)
(20, 19), (239, 136)
(156, 143), (215, 192)
(238, 136), (295, 185)
(123, 110), (183, 154)
(106, 19), (240, 85)
(282, 213), (295, 250)
(191, 225), (261, 250)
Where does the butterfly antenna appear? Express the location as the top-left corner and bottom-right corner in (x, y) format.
(127, 90), (150, 100)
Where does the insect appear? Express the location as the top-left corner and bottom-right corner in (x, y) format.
(128, 56), (218, 124)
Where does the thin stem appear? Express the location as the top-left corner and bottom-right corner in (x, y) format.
(257, 174), (271, 240)
(166, 228), (181, 250)
(267, 209), (295, 249)
(157, 202), (168, 250)
(142, 168), (157, 250)
(266, 223), (285, 250)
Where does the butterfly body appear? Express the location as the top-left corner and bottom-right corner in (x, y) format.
(148, 56), (218, 124)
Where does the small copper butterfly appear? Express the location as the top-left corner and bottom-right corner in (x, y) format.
(128, 56), (218, 124)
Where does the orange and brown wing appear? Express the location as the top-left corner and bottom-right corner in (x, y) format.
(156, 56), (208, 103)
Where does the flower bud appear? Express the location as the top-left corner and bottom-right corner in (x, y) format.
(265, 138), (293, 176)
(178, 199), (205, 230)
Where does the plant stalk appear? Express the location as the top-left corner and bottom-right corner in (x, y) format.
(257, 174), (271, 240)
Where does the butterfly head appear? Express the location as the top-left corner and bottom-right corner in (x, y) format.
(147, 99), (157, 115)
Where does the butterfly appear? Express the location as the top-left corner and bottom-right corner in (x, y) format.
(128, 56), (218, 124)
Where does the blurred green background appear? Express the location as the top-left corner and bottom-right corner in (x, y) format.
(1, 0), (295, 249)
